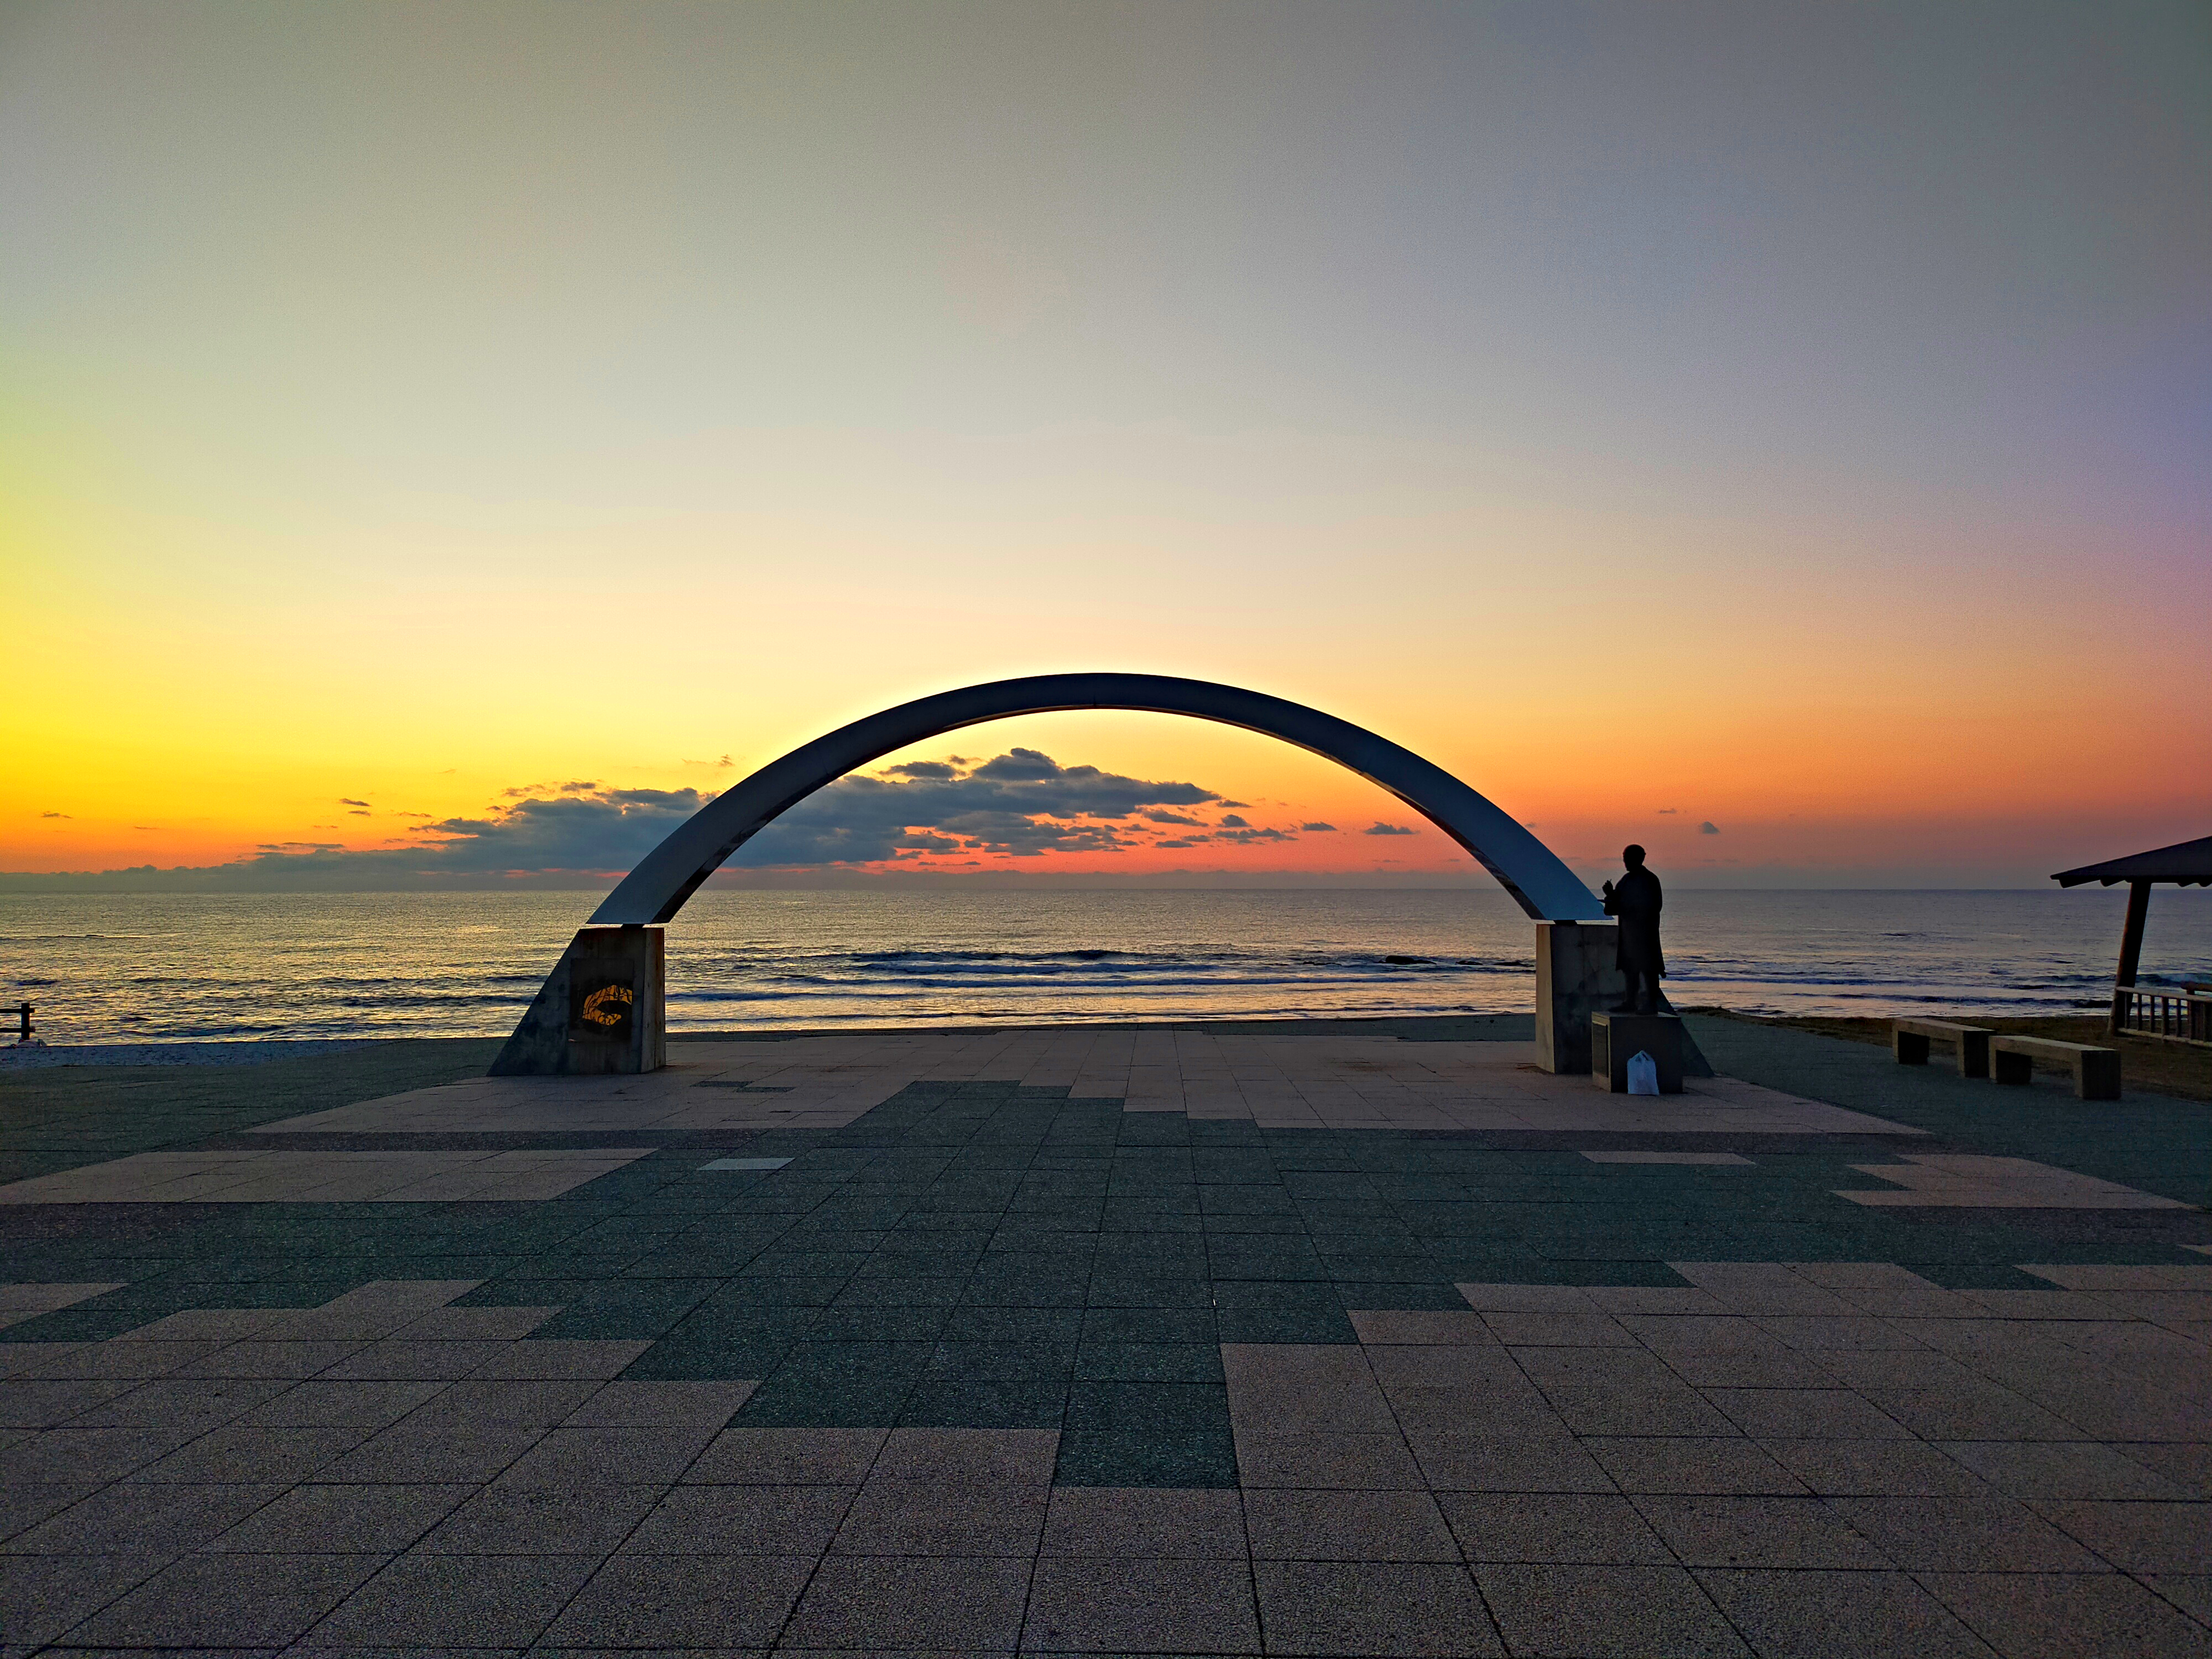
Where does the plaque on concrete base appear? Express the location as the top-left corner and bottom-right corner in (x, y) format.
(1591, 1011), (1684, 1094)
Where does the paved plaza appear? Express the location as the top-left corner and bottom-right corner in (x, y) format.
(2, 1014), (2208, 1654)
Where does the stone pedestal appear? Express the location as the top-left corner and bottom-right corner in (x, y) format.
(1592, 1011), (1685, 1094)
(489, 926), (666, 1076)
(1533, 921), (1624, 1075)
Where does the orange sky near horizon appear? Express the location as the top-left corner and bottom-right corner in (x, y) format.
(3, 3), (2205, 890)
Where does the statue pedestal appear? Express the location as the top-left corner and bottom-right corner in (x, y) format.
(1591, 1011), (1685, 1094)
(489, 926), (666, 1076)
(1533, 921), (1623, 1074)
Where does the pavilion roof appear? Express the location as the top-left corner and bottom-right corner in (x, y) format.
(2052, 835), (2212, 889)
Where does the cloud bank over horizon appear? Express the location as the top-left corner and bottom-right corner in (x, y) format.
(0, 750), (1395, 891)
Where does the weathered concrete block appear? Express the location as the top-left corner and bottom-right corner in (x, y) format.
(1591, 1011), (1686, 1094)
(488, 926), (666, 1076)
(1534, 921), (1623, 1076)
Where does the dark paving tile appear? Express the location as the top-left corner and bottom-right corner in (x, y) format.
(299, 1551), (602, 1647)
(417, 1481), (664, 1552)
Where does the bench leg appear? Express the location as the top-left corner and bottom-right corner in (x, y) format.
(1959, 1032), (1990, 1079)
(1893, 1031), (1930, 1066)
(2077, 1053), (2122, 1102)
(1992, 1050), (2033, 1087)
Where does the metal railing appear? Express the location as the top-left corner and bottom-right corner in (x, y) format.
(2113, 983), (2211, 1045)
(5, 1002), (31, 1044)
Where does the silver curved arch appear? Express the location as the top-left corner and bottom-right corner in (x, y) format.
(594, 672), (1603, 925)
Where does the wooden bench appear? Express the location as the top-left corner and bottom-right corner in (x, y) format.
(1892, 1018), (1991, 1078)
(1990, 1034), (2121, 1100)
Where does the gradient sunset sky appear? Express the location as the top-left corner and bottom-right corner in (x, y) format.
(4, 2), (2206, 890)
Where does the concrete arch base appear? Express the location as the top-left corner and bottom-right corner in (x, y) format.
(495, 925), (666, 1077)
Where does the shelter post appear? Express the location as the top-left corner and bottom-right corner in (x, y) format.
(2112, 878), (2152, 1032)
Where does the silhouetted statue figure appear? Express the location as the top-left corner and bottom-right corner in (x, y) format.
(1602, 844), (1664, 1015)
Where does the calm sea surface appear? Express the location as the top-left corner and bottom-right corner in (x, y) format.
(2, 888), (2208, 1044)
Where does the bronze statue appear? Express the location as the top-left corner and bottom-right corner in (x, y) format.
(1602, 844), (1664, 1015)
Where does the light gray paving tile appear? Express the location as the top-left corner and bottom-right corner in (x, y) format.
(1457, 1284), (1595, 1313)
(1693, 1568), (1995, 1659)
(4, 1481), (283, 1561)
(1532, 1379), (1739, 1437)
(1618, 1314), (1799, 1359)
(2141, 1574), (2212, 1628)
(1411, 1433), (1618, 1494)
(170, 1341), (371, 1380)
(1222, 1344), (1397, 1437)
(0, 1425), (200, 1484)
(203, 1481), (473, 1553)
(315, 1423), (546, 1485)
(1755, 1437), (1991, 1497)
(313, 1340), (512, 1381)
(1235, 1430), (1427, 1490)
(683, 1426), (887, 1485)
(119, 1424), (368, 1485)
(0, 1482), (101, 1544)
(419, 1481), (665, 1553)
(538, 1552), (815, 1647)
(238, 1379), (447, 1430)
(298, 1551), (602, 1647)
(1583, 1286), (1731, 1316)
(562, 1379), (757, 1427)
(1917, 1570), (2212, 1659)
(2032, 1500), (2212, 1572)
(2118, 1443), (2212, 1499)
(15, 1340), (225, 1380)
(1658, 1352), (1843, 1389)
(67, 1551), (387, 1647)
(1255, 1559), (1501, 1655)
(830, 1478), (1047, 1556)
(1632, 1494), (1894, 1569)
(467, 1338), (651, 1380)
(1855, 1384), (2081, 1442)
(1439, 1492), (1672, 1564)
(397, 1378), (603, 1428)
(1348, 1310), (1495, 1344)
(1243, 1488), (1459, 1561)
(1474, 1562), (1746, 1657)
(1824, 1496), (2110, 1571)
(392, 1305), (559, 1340)
(71, 1377), (292, 1432)
(491, 1423), (719, 1487)
(0, 1552), (169, 1646)
(1583, 1437), (1808, 1495)
(1481, 1311), (1637, 1348)
(1024, 1556), (1261, 1652)
(781, 1554), (1030, 1650)
(0, 1378), (138, 1428)
(1937, 1439), (2197, 1500)
(1700, 1387), (1913, 1439)
(870, 1425), (1058, 1483)
(618, 1483), (852, 1555)
(1040, 1485), (1249, 1558)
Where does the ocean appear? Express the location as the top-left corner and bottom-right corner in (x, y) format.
(3, 886), (2208, 1046)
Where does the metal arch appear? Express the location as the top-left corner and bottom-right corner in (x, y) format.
(592, 672), (1604, 925)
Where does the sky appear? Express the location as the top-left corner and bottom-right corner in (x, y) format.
(3, 1), (2206, 893)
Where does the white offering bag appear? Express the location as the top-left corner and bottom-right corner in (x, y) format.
(1626, 1050), (1660, 1096)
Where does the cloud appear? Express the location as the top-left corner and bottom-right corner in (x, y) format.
(347, 810), (371, 817)
(6, 749), (1245, 889)
(1299, 822), (1337, 832)
(1215, 826), (1294, 843)
(41, 811), (70, 819)
(1364, 821), (1418, 836)
(1700, 821), (1721, 834)
(338, 798), (370, 808)
(1218, 814), (1250, 828)
(735, 750), (1218, 864)
(1657, 807), (1678, 815)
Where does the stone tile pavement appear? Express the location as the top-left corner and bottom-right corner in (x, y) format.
(0, 1013), (2205, 1653)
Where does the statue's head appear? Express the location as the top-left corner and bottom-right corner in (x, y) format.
(1623, 844), (1646, 869)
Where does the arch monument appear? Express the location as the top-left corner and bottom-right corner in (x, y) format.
(489, 673), (1691, 1077)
